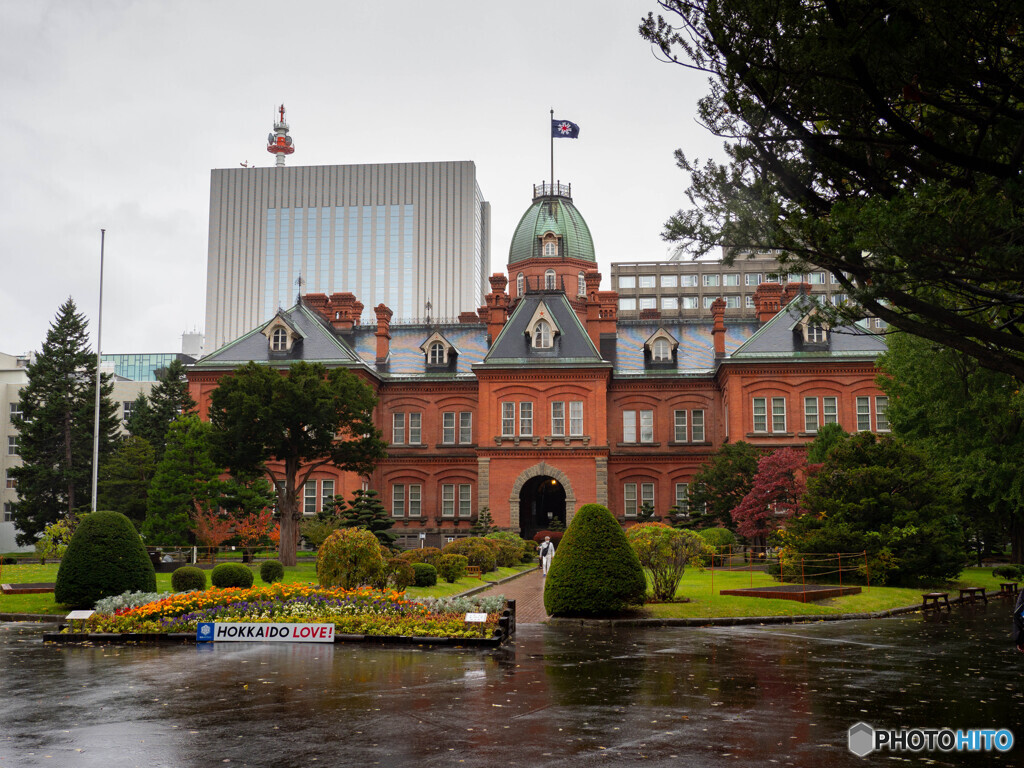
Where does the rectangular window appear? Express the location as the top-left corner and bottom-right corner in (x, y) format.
(745, 295), (755, 309)
(661, 297), (678, 311)
(703, 296), (715, 309)
(408, 484), (421, 517)
(392, 484), (405, 517)
(9, 402), (22, 421)
(459, 412), (472, 444)
(442, 484), (455, 517)
(744, 273), (762, 286)
(519, 402), (533, 437)
(788, 272), (803, 283)
(674, 483), (689, 513)
(442, 412), (456, 444)
(692, 410), (705, 442)
(724, 295), (741, 308)
(392, 412), (405, 445)
(703, 274), (720, 287)
(772, 397), (787, 433)
(304, 482), (317, 515)
(618, 275), (636, 289)
(823, 397), (838, 425)
(804, 396), (819, 433)
(569, 401), (583, 437)
(875, 396), (890, 432)
(551, 401), (565, 436)
(674, 410), (687, 442)
(7, 436), (18, 456)
(624, 483), (637, 517)
(618, 298), (637, 311)
(623, 410), (636, 443)
(753, 397), (767, 432)
(501, 402), (515, 437)
(459, 484), (472, 517)
(408, 413), (421, 444)
(832, 293), (847, 306)
(682, 296), (699, 309)
(723, 274), (740, 287)
(122, 400), (133, 421)
(641, 482), (655, 511)
(639, 275), (656, 288)
(660, 274), (677, 288)
(321, 480), (335, 510)
(808, 272), (826, 284)
(856, 397), (871, 431)
(681, 274), (698, 287)
(2, 502), (10, 522)
(640, 410), (654, 443)
(638, 297), (657, 310)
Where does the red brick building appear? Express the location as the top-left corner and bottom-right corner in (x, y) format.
(188, 186), (888, 547)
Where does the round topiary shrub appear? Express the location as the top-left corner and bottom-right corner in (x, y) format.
(697, 527), (738, 565)
(992, 564), (1024, 580)
(54, 511), (157, 609)
(437, 553), (469, 583)
(171, 566), (207, 592)
(259, 559), (285, 584)
(442, 537), (497, 572)
(211, 562), (255, 589)
(412, 562), (437, 587)
(317, 527), (385, 588)
(543, 503), (646, 617)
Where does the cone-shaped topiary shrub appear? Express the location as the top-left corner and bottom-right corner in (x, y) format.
(54, 511), (157, 609)
(259, 559), (285, 584)
(171, 566), (207, 592)
(543, 503), (646, 616)
(211, 562), (254, 588)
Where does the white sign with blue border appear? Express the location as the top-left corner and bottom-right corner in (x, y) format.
(196, 622), (335, 643)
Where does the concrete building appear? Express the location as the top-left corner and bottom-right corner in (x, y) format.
(205, 160), (491, 351)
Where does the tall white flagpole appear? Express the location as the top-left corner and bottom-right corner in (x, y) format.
(91, 229), (105, 513)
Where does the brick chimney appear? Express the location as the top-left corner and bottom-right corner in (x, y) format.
(583, 270), (618, 352)
(753, 283), (783, 323)
(326, 292), (362, 332)
(711, 297), (726, 358)
(485, 273), (510, 345)
(374, 304), (393, 364)
(782, 281), (811, 306)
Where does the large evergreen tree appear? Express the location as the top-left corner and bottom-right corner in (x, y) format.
(127, 358), (196, 459)
(208, 361), (387, 566)
(684, 441), (761, 529)
(97, 435), (156, 527)
(641, 1), (1024, 381)
(10, 299), (118, 544)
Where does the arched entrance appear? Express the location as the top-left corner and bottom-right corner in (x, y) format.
(519, 476), (566, 541)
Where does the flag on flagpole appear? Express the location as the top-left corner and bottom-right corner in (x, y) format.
(551, 119), (580, 139)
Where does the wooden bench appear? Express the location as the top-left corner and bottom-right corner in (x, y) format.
(958, 586), (987, 604)
(466, 566), (482, 578)
(999, 582), (1020, 597)
(922, 592), (951, 612)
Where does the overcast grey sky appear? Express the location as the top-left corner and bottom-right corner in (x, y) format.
(1, 0), (722, 357)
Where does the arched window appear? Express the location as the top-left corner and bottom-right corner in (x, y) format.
(516, 272), (524, 297)
(652, 338), (671, 362)
(271, 328), (288, 352)
(578, 272), (586, 296)
(428, 341), (445, 365)
(544, 269), (556, 290)
(533, 320), (552, 348)
(543, 239), (558, 256)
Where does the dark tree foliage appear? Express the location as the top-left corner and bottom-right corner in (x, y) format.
(54, 510), (156, 608)
(641, 1), (1024, 381)
(127, 359), (197, 459)
(879, 332), (1024, 563)
(11, 299), (119, 544)
(684, 441), (761, 529)
(97, 435), (156, 527)
(208, 361), (387, 566)
(806, 423), (848, 464)
(333, 489), (397, 550)
(543, 503), (647, 616)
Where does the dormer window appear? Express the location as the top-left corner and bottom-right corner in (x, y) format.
(428, 341), (445, 365)
(271, 328), (288, 352)
(421, 331), (458, 368)
(544, 269), (556, 290)
(652, 338), (671, 362)
(644, 328), (679, 368)
(795, 314), (831, 345)
(261, 314), (302, 353)
(533, 320), (552, 348)
(807, 323), (826, 343)
(542, 234), (559, 256)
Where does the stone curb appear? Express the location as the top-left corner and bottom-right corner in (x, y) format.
(454, 566), (540, 598)
(0, 613), (63, 622)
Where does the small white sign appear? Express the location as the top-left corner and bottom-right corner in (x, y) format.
(197, 622), (335, 643)
(465, 612), (488, 623)
(66, 610), (95, 621)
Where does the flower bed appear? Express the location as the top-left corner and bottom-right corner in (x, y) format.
(65, 584), (503, 641)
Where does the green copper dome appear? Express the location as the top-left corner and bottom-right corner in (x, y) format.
(508, 184), (596, 265)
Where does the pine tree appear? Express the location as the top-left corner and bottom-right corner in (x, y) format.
(338, 489), (397, 550)
(97, 435), (156, 527)
(125, 393), (157, 443)
(470, 506), (494, 535)
(128, 359), (197, 459)
(10, 299), (118, 544)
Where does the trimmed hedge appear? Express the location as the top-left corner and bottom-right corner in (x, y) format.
(543, 504), (646, 617)
(211, 562), (255, 589)
(437, 553), (469, 583)
(259, 560), (285, 584)
(398, 546), (442, 566)
(171, 566), (207, 592)
(54, 511), (157, 609)
(442, 538), (497, 572)
(412, 562), (437, 587)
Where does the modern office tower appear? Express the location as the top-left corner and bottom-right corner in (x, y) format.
(204, 156), (491, 352)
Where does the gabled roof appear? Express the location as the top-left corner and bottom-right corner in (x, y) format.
(478, 291), (605, 367)
(728, 297), (886, 361)
(193, 302), (367, 370)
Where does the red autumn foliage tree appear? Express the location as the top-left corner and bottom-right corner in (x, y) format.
(190, 502), (235, 562)
(234, 508), (279, 560)
(731, 448), (808, 547)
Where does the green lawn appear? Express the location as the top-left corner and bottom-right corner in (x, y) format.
(0, 561), (532, 616)
(643, 566), (1011, 619)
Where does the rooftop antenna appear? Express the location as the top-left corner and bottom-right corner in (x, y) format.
(267, 104), (295, 167)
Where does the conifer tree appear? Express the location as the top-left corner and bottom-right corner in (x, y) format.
(127, 359), (197, 459)
(337, 489), (397, 550)
(97, 435), (156, 526)
(10, 299), (118, 544)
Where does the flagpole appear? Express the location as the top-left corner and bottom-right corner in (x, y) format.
(91, 228), (105, 514)
(550, 108), (554, 193)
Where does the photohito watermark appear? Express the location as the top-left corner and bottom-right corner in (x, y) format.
(848, 722), (1014, 757)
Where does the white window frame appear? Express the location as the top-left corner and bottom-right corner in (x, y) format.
(428, 342), (445, 365)
(753, 397), (767, 432)
(578, 272), (586, 296)
(408, 412), (421, 444)
(682, 296), (699, 309)
(624, 483), (637, 517)
(640, 410), (654, 443)
(771, 397), (787, 433)
(304, 481), (317, 515)
(551, 401), (565, 437)
(501, 402), (515, 437)
(660, 274), (677, 288)
(271, 327), (288, 352)
(7, 435), (18, 456)
(458, 484), (472, 517)
(661, 297), (679, 311)
(569, 401), (583, 437)
(681, 275), (698, 288)
(823, 397), (838, 426)
(516, 272), (524, 296)
(856, 397), (871, 431)
(618, 275), (636, 289)
(442, 412), (456, 444)
(392, 412), (405, 445)
(674, 483), (689, 512)
(623, 410), (636, 443)
(519, 401), (533, 437)
(544, 269), (556, 289)
(619, 298), (637, 311)
(459, 412), (472, 444)
(641, 482), (655, 511)
(321, 480), (335, 510)
(441, 484), (455, 517)
(392, 484), (406, 517)
(692, 410), (705, 442)
(408, 484), (421, 517)
(804, 396), (819, 433)
(652, 338), (671, 362)
(533, 320), (552, 348)
(673, 410), (687, 442)
(703, 274), (720, 287)
(875, 396), (890, 432)
(723, 274), (740, 287)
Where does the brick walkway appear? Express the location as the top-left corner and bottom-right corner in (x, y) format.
(476, 567), (549, 623)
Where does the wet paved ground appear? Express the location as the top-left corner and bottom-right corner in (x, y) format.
(1, 600), (1021, 767)
(477, 568), (549, 622)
